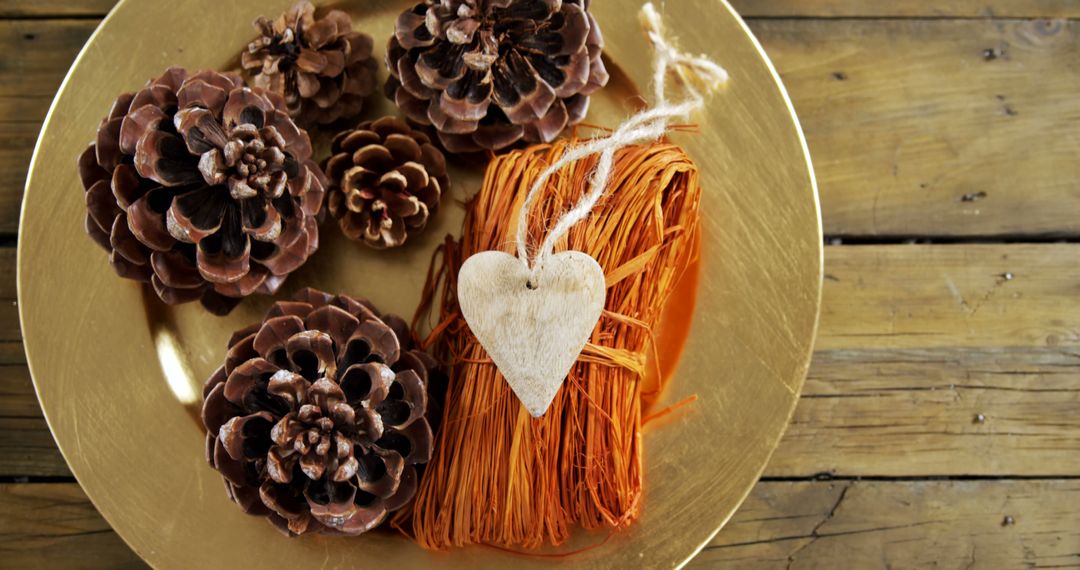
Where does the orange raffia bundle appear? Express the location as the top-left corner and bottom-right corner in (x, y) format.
(396, 136), (702, 550)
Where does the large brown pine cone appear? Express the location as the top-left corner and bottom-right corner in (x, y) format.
(78, 67), (325, 315)
(202, 288), (437, 536)
(385, 0), (609, 153)
(323, 117), (449, 249)
(243, 1), (379, 126)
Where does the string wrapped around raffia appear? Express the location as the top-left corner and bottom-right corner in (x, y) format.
(393, 136), (702, 549)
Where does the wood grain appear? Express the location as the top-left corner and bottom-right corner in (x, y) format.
(2, 480), (1077, 569)
(818, 244), (1080, 350)
(769, 347), (1080, 477)
(772, 244), (1080, 476)
(0, 417), (69, 476)
(751, 18), (1080, 237)
(0, 303), (20, 342)
(0, 19), (96, 234)
(1, 247), (70, 477)
(2, 19), (1080, 237)
(0, 360), (34, 418)
(0, 364), (69, 476)
(697, 480), (1080, 568)
(0, 341), (25, 365)
(0, 484), (144, 569)
(0, 249), (14, 298)
(0, 0), (113, 17)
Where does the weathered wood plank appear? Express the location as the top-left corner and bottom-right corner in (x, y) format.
(748, 18), (1080, 237)
(0, 249), (14, 299)
(0, 19), (97, 234)
(4, 244), (1080, 477)
(0, 416), (69, 476)
(0, 361), (34, 418)
(0, 120), (46, 235)
(1, 480), (1076, 568)
(696, 480), (1080, 568)
(767, 244), (1080, 476)
(0, 483), (144, 569)
(732, 0), (1080, 19)
(1, 245), (71, 476)
(0, 335), (69, 476)
(2, 19), (1080, 236)
(0, 0), (113, 17)
(818, 244), (1080, 350)
(767, 347), (1080, 477)
(0, 303), (20, 342)
(0, 341), (25, 365)
(0, 20), (92, 100)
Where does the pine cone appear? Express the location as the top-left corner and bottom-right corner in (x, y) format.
(322, 117), (449, 249)
(78, 67), (325, 315)
(202, 288), (437, 536)
(243, 1), (379, 126)
(385, 0), (609, 153)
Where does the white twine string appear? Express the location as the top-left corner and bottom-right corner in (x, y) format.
(513, 2), (728, 277)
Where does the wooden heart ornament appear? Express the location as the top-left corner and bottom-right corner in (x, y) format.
(457, 250), (607, 417)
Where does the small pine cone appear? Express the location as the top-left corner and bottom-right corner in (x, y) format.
(243, 1), (379, 126)
(322, 117), (449, 249)
(202, 288), (438, 536)
(78, 67), (325, 315)
(385, 0), (609, 153)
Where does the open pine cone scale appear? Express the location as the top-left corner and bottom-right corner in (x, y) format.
(202, 289), (435, 536)
(79, 67), (325, 314)
(323, 117), (449, 249)
(243, 1), (378, 126)
(387, 0), (608, 152)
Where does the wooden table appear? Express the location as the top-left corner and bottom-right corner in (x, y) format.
(3, 1), (1078, 567)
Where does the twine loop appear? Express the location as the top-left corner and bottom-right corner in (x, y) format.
(514, 2), (728, 277)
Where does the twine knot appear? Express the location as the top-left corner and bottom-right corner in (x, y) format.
(514, 2), (728, 277)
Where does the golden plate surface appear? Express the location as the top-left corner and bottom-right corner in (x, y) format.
(18, 0), (821, 567)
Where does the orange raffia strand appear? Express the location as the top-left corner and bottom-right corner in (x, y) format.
(398, 138), (702, 550)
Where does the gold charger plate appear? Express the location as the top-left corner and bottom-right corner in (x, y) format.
(18, 0), (821, 567)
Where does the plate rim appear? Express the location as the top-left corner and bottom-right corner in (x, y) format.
(674, 0), (823, 565)
(17, 0), (823, 567)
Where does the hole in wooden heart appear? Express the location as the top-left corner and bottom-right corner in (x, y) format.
(525, 280), (538, 290)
